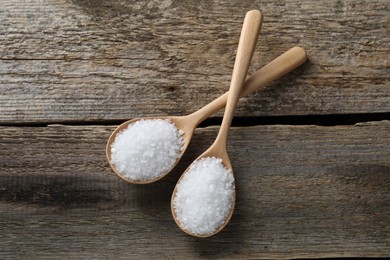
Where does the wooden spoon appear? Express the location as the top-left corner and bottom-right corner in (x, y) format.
(106, 10), (261, 184)
(106, 45), (307, 184)
(171, 9), (261, 237)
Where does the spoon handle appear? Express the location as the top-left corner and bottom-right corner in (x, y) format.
(189, 46), (307, 125)
(214, 10), (262, 146)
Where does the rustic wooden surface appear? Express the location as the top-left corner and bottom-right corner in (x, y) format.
(0, 0), (389, 259)
(0, 0), (389, 123)
(1, 122), (389, 259)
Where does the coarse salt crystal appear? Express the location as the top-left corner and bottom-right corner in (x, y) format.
(110, 119), (184, 181)
(173, 157), (235, 236)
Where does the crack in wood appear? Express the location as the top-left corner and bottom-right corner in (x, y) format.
(1, 113), (389, 128)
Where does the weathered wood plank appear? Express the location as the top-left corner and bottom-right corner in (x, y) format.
(1, 58), (388, 124)
(1, 122), (389, 258)
(0, 0), (389, 123)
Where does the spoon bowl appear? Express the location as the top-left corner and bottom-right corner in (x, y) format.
(171, 142), (236, 237)
(106, 115), (195, 184)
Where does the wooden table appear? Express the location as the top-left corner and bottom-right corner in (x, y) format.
(1, 0), (389, 258)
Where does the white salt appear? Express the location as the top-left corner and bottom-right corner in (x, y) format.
(173, 157), (235, 236)
(110, 119), (184, 181)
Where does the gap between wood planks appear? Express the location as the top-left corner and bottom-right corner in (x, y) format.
(1, 112), (389, 127)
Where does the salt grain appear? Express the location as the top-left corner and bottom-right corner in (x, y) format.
(173, 157), (235, 236)
(110, 119), (184, 181)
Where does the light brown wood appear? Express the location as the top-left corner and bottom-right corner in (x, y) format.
(0, 0), (388, 124)
(1, 122), (389, 258)
(171, 10), (262, 237)
(107, 46), (306, 185)
(187, 46), (307, 124)
(213, 10), (263, 148)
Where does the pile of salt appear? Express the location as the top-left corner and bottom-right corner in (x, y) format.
(172, 157), (235, 236)
(110, 119), (183, 181)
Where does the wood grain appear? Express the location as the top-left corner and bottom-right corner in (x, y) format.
(1, 122), (389, 258)
(0, 0), (389, 123)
